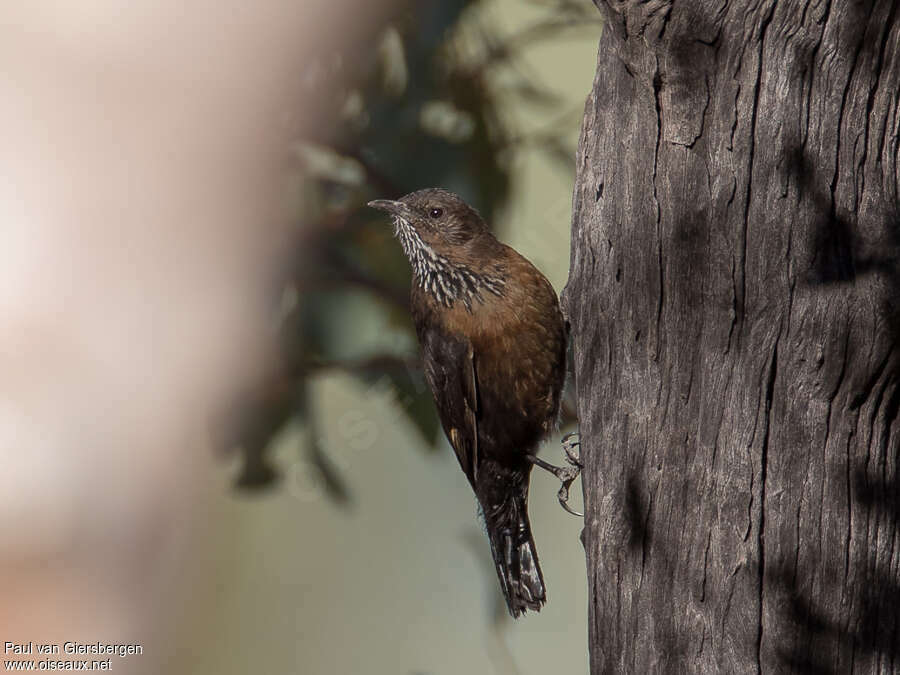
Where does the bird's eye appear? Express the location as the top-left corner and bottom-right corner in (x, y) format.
(429, 207), (443, 219)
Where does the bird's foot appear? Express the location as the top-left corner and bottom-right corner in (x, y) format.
(561, 431), (581, 467)
(527, 433), (582, 517)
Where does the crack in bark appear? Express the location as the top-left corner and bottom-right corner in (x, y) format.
(659, 2), (674, 39)
(638, 478), (656, 591)
(829, 27), (867, 245)
(857, 1), (897, 202)
(652, 60), (665, 362)
(739, 1), (776, 342)
(671, 75), (712, 149)
(850, 346), (892, 410)
(844, 428), (855, 593)
(756, 327), (781, 673)
(728, 84), (741, 152)
(800, 0), (834, 150)
(700, 529), (712, 602)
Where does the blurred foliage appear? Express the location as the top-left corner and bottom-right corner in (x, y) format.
(217, 0), (600, 500)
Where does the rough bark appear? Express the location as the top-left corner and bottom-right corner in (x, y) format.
(563, 1), (900, 672)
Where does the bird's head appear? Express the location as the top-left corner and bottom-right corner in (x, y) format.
(368, 188), (489, 263)
(368, 188), (504, 308)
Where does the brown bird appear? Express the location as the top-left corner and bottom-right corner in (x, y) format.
(369, 188), (570, 617)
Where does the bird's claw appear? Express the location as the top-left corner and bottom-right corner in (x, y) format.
(528, 432), (583, 517)
(555, 466), (581, 517)
(561, 431), (581, 468)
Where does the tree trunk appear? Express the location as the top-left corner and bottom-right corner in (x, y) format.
(563, 1), (900, 672)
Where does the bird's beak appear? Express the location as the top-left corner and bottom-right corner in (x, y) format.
(367, 199), (418, 222)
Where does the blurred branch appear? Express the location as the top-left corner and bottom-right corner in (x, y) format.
(500, 105), (584, 149)
(294, 353), (421, 379)
(335, 145), (405, 198)
(302, 381), (353, 507)
(309, 248), (410, 311)
(477, 18), (603, 70)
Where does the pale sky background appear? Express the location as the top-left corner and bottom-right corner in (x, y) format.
(177, 4), (600, 674)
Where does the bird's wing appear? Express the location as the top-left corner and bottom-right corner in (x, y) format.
(418, 326), (479, 485)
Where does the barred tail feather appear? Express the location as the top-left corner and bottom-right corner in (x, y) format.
(485, 501), (546, 617)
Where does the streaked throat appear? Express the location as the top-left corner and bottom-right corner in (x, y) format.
(392, 216), (505, 311)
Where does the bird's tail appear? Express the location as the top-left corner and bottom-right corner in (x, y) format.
(481, 474), (546, 617)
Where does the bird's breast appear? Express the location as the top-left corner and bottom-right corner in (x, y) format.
(411, 253), (566, 457)
(446, 273), (565, 425)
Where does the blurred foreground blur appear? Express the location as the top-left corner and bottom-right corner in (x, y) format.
(0, 1), (397, 671)
(0, 1), (599, 673)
